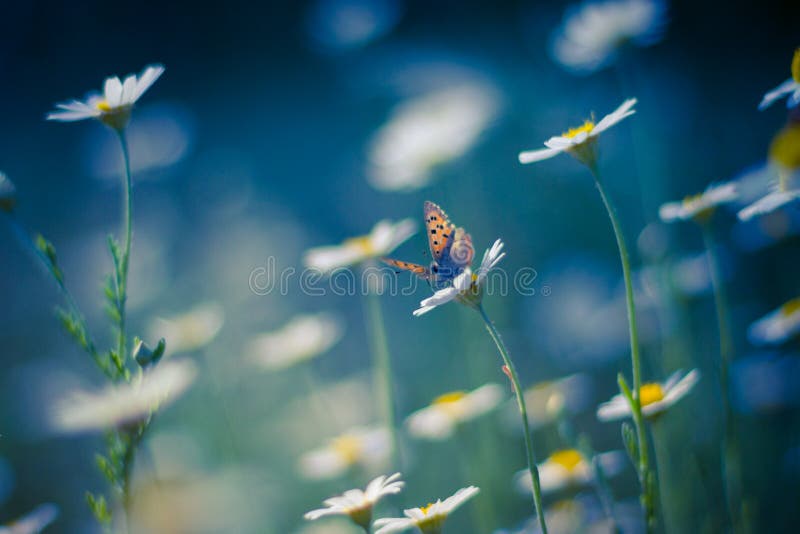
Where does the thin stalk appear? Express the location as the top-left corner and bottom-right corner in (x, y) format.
(701, 224), (742, 533)
(588, 165), (655, 530)
(364, 289), (402, 470)
(478, 304), (548, 534)
(121, 419), (150, 534)
(116, 129), (133, 367)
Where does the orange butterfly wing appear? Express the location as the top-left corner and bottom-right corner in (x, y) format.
(424, 201), (456, 261)
(381, 258), (430, 280)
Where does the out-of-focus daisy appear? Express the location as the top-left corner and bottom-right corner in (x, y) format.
(0, 173), (16, 213)
(47, 64), (165, 131)
(518, 99), (636, 168)
(299, 427), (391, 480)
(748, 297), (800, 346)
(551, 0), (667, 74)
(374, 486), (479, 534)
(739, 122), (800, 221)
(658, 183), (738, 224)
(413, 239), (505, 316)
(147, 302), (225, 354)
(305, 473), (404, 530)
(304, 219), (416, 273)
(246, 313), (343, 371)
(515, 374), (593, 428)
(50, 359), (197, 434)
(406, 383), (505, 440)
(597, 369), (700, 421)
(0, 504), (58, 534)
(368, 84), (499, 191)
(758, 48), (800, 110)
(514, 449), (626, 495)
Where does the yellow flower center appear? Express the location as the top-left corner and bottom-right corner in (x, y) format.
(769, 123), (800, 172)
(639, 383), (665, 407)
(344, 235), (375, 256)
(562, 120), (595, 139)
(420, 502), (436, 515)
(792, 48), (800, 83)
(331, 435), (362, 465)
(781, 297), (800, 317)
(95, 99), (112, 112)
(549, 449), (584, 472)
(432, 391), (467, 405)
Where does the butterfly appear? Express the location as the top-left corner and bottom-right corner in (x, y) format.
(383, 201), (475, 289)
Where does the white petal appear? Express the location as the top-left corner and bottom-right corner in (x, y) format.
(758, 79), (797, 110)
(133, 64), (166, 102)
(658, 201), (687, 223)
(104, 76), (123, 107)
(593, 98), (637, 134)
(518, 146), (565, 164)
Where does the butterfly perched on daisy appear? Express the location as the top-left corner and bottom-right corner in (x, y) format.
(383, 201), (474, 289)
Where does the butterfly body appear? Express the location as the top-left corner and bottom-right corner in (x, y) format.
(383, 201), (474, 289)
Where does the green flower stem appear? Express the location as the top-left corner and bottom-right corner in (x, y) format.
(364, 289), (402, 470)
(478, 304), (548, 534)
(701, 224), (742, 533)
(588, 165), (655, 531)
(121, 418), (150, 534)
(116, 129), (133, 369)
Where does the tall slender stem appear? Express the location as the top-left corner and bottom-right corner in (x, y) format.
(702, 224), (742, 533)
(478, 304), (548, 534)
(116, 129), (133, 366)
(364, 289), (402, 470)
(588, 165), (654, 531)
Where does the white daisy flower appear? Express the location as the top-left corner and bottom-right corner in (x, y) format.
(374, 486), (480, 534)
(0, 504), (58, 534)
(0, 173), (16, 213)
(368, 84), (499, 191)
(304, 473), (405, 530)
(47, 64), (165, 131)
(299, 427), (391, 480)
(413, 239), (505, 316)
(516, 374), (593, 429)
(50, 359), (197, 434)
(246, 313), (343, 371)
(304, 219), (417, 273)
(514, 449), (626, 495)
(597, 369), (700, 421)
(758, 48), (800, 110)
(551, 0), (667, 74)
(147, 302), (225, 354)
(406, 383), (505, 440)
(748, 297), (800, 346)
(658, 183), (738, 223)
(518, 99), (636, 168)
(738, 188), (800, 221)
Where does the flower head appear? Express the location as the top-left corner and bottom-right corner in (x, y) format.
(514, 449), (626, 495)
(374, 486), (480, 534)
(299, 426), (391, 480)
(47, 64), (165, 130)
(516, 374), (593, 428)
(597, 369), (700, 421)
(748, 297), (800, 346)
(758, 48), (800, 110)
(49, 359), (197, 434)
(518, 99), (636, 168)
(0, 173), (16, 213)
(552, 0), (667, 74)
(406, 383), (505, 440)
(0, 503), (59, 534)
(304, 473), (405, 530)
(147, 302), (225, 354)
(304, 219), (417, 272)
(413, 239), (505, 316)
(659, 183), (738, 224)
(246, 313), (343, 370)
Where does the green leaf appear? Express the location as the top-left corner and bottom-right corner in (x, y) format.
(95, 453), (116, 484)
(86, 491), (113, 526)
(621, 421), (639, 465)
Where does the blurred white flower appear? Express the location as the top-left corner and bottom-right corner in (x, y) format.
(551, 0), (667, 74)
(246, 313), (343, 371)
(147, 302), (225, 354)
(374, 486), (480, 534)
(659, 183), (738, 223)
(50, 359), (197, 434)
(368, 84), (499, 191)
(304, 219), (417, 272)
(748, 297), (800, 346)
(515, 374), (594, 429)
(306, 0), (402, 52)
(518, 99), (636, 168)
(47, 64), (165, 130)
(305, 473), (404, 529)
(406, 383), (505, 440)
(299, 427), (391, 480)
(738, 189), (800, 221)
(758, 48), (800, 110)
(597, 369), (700, 421)
(413, 239), (505, 316)
(0, 504), (58, 534)
(514, 449), (626, 495)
